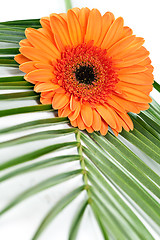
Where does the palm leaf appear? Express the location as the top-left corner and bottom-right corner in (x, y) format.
(0, 18), (160, 240)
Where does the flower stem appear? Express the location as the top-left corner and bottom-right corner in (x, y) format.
(65, 0), (72, 11)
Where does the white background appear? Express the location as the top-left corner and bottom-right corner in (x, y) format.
(0, 0), (160, 240)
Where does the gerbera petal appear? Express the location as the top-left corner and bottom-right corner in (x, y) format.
(117, 82), (153, 94)
(19, 39), (32, 47)
(81, 103), (93, 127)
(77, 114), (86, 130)
(118, 72), (153, 85)
(25, 28), (60, 59)
(115, 37), (145, 59)
(107, 35), (135, 57)
(70, 119), (78, 127)
(92, 109), (101, 131)
(121, 26), (133, 38)
(100, 120), (108, 136)
(20, 61), (37, 74)
(34, 82), (59, 92)
(20, 47), (53, 64)
(52, 93), (70, 109)
(96, 11), (115, 46)
(34, 63), (54, 70)
(40, 17), (55, 43)
(70, 95), (79, 111)
(119, 86), (152, 103)
(111, 94), (140, 113)
(85, 8), (102, 45)
(78, 7), (90, 37)
(67, 9), (83, 45)
(111, 128), (119, 137)
(50, 13), (72, 47)
(40, 96), (53, 105)
(118, 65), (147, 74)
(60, 103), (72, 117)
(85, 126), (94, 133)
(96, 105), (116, 129)
(105, 98), (126, 113)
(117, 111), (134, 130)
(14, 54), (30, 64)
(68, 101), (81, 121)
(26, 69), (55, 82)
(101, 17), (124, 50)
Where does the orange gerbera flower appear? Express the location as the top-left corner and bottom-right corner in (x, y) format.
(15, 8), (153, 136)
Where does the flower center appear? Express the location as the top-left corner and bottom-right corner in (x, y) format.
(54, 42), (119, 104)
(75, 65), (96, 85)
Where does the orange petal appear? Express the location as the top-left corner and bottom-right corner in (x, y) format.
(67, 9), (83, 45)
(34, 63), (54, 70)
(81, 103), (93, 127)
(40, 17), (55, 43)
(96, 105), (116, 129)
(14, 54), (30, 64)
(105, 98), (126, 113)
(118, 72), (153, 85)
(78, 7), (90, 37)
(117, 82), (153, 94)
(107, 35), (135, 57)
(116, 37), (145, 60)
(111, 94), (140, 113)
(70, 119), (78, 127)
(40, 96), (53, 105)
(60, 103), (72, 117)
(34, 82), (59, 92)
(25, 28), (60, 59)
(121, 26), (133, 38)
(85, 8), (102, 45)
(85, 126), (94, 133)
(135, 103), (150, 111)
(70, 95), (79, 111)
(20, 47), (53, 64)
(77, 114), (86, 130)
(52, 93), (70, 109)
(71, 8), (80, 17)
(101, 17), (124, 50)
(92, 109), (101, 131)
(68, 101), (81, 121)
(117, 112), (134, 130)
(50, 14), (72, 47)
(20, 61), (37, 74)
(118, 65), (147, 74)
(26, 69), (55, 82)
(111, 128), (119, 137)
(119, 86), (152, 103)
(100, 120), (108, 136)
(19, 39), (32, 47)
(96, 12), (115, 47)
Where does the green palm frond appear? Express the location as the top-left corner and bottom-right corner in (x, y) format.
(0, 18), (160, 240)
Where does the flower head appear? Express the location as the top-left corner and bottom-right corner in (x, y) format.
(15, 8), (153, 136)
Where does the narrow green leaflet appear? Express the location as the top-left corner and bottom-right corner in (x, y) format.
(0, 141), (78, 170)
(0, 91), (39, 100)
(0, 128), (76, 148)
(0, 56), (18, 66)
(0, 170), (82, 215)
(68, 200), (88, 240)
(0, 155), (81, 182)
(0, 48), (19, 54)
(0, 104), (53, 117)
(32, 186), (85, 240)
(0, 117), (68, 134)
